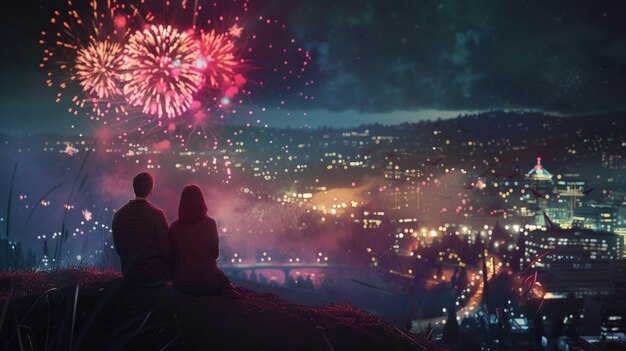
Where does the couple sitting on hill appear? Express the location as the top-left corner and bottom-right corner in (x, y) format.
(111, 172), (241, 298)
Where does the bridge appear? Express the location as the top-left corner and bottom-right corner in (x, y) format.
(221, 263), (359, 280)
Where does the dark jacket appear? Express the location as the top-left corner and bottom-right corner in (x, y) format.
(112, 199), (172, 285)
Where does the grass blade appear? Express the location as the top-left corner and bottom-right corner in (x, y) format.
(0, 281), (14, 334)
(14, 312), (25, 351)
(69, 284), (79, 351)
(5, 162), (17, 241)
(159, 333), (181, 351)
(73, 281), (122, 350)
(26, 182), (64, 223)
(349, 278), (397, 293)
(392, 325), (428, 350)
(77, 174), (89, 192)
(134, 311), (152, 338)
(3, 288), (59, 350)
(316, 326), (335, 351)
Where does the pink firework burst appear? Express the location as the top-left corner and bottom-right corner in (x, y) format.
(74, 40), (126, 99)
(198, 30), (239, 89)
(123, 24), (203, 119)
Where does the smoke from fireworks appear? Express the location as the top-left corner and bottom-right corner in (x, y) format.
(75, 40), (126, 100)
(123, 25), (203, 119)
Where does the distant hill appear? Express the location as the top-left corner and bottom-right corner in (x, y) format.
(2, 109), (625, 138)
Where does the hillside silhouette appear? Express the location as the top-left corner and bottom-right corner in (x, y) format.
(0, 269), (443, 350)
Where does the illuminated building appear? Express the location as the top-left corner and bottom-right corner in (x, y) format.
(617, 202), (626, 257)
(555, 174), (586, 208)
(383, 184), (422, 211)
(549, 173), (587, 225)
(534, 258), (626, 299)
(524, 227), (623, 267)
(392, 217), (419, 254)
(573, 203), (618, 232)
(543, 260), (614, 298)
(382, 156), (423, 212)
(526, 157), (553, 182)
(360, 211), (386, 229)
(525, 157), (555, 225)
(525, 226), (624, 298)
(545, 200), (572, 226)
(618, 203), (626, 229)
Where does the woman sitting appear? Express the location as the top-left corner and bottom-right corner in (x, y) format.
(170, 184), (241, 298)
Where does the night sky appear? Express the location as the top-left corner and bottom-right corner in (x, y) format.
(2, 0), (626, 133)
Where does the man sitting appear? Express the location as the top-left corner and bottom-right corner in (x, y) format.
(112, 172), (171, 286)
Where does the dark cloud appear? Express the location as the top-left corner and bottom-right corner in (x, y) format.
(286, 0), (626, 114)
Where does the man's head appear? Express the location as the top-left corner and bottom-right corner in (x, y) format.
(133, 172), (154, 199)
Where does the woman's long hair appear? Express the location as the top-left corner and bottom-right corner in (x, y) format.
(177, 184), (208, 226)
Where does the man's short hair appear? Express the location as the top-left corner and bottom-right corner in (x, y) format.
(133, 172), (154, 198)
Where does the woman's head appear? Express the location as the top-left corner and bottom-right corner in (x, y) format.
(177, 184), (208, 226)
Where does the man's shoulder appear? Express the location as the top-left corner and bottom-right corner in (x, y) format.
(145, 202), (165, 214)
(114, 200), (163, 216)
(113, 202), (131, 217)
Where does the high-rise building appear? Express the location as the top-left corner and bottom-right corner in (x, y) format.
(573, 203), (618, 232)
(524, 227), (623, 268)
(545, 200), (571, 226)
(550, 173), (587, 225)
(617, 202), (626, 257)
(531, 260), (626, 299)
(555, 174), (586, 206)
(525, 157), (555, 225)
(617, 202), (626, 229)
(524, 226), (625, 298)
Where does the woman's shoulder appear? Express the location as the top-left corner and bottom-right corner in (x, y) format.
(203, 216), (217, 225)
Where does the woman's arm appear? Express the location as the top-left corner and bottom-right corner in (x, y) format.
(209, 219), (219, 260)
